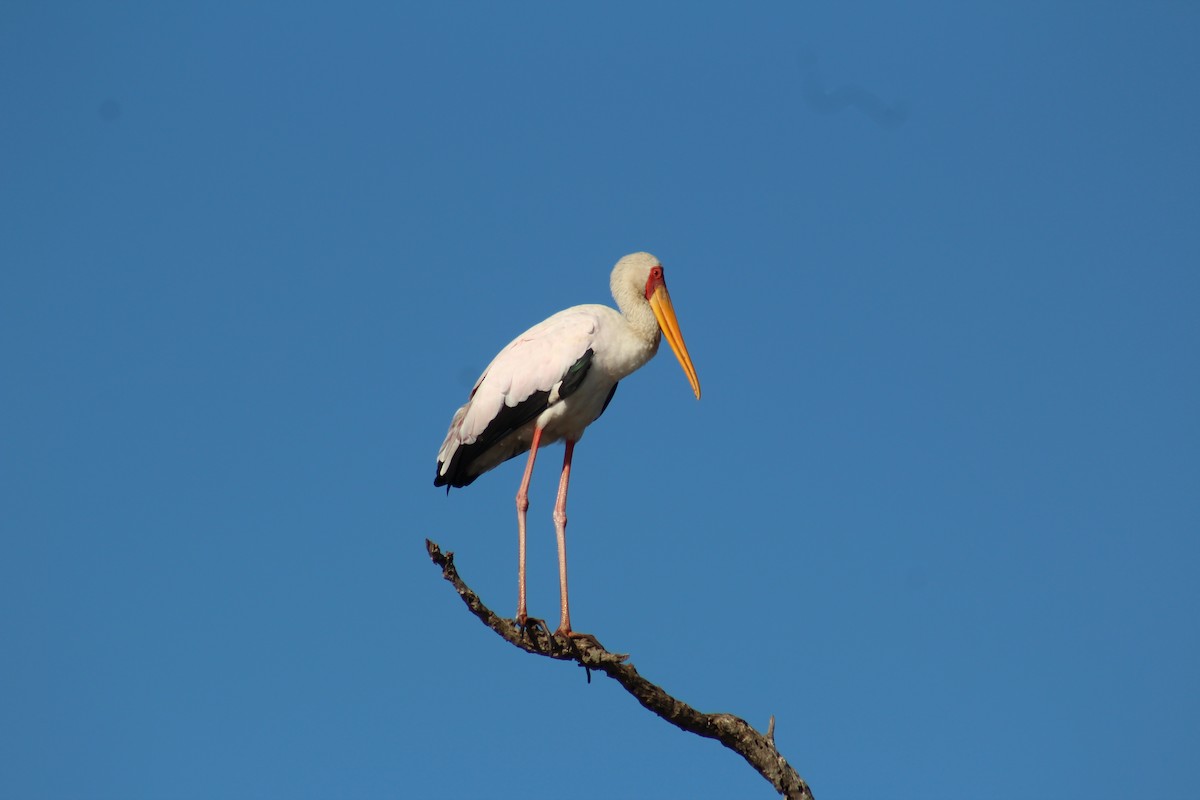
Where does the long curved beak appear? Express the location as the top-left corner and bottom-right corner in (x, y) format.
(648, 285), (701, 399)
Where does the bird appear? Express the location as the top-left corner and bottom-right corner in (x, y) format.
(434, 252), (700, 638)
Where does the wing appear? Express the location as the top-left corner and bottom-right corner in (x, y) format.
(435, 308), (601, 489)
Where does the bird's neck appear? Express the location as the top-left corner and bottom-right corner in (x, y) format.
(613, 281), (661, 347)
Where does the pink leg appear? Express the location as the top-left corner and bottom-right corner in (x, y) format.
(514, 427), (543, 626)
(553, 439), (576, 637)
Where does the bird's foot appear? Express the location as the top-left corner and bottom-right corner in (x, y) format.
(516, 614), (551, 638)
(551, 628), (628, 660)
(554, 627), (597, 644)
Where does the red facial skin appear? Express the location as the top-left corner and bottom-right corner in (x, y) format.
(644, 265), (665, 300)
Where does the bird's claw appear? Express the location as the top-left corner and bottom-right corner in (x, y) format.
(551, 630), (627, 660)
(554, 628), (599, 646)
(516, 615), (551, 638)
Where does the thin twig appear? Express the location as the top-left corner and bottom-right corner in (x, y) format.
(425, 539), (814, 799)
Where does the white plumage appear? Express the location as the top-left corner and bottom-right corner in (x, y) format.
(434, 251), (700, 637)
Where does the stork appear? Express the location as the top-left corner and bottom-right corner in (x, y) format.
(434, 252), (700, 637)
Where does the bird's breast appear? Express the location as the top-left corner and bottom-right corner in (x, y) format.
(585, 307), (661, 382)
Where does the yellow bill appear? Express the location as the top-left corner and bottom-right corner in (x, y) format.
(648, 284), (701, 400)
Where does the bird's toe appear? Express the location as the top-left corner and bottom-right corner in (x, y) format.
(517, 615), (551, 637)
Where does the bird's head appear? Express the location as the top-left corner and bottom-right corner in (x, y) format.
(612, 252), (701, 400)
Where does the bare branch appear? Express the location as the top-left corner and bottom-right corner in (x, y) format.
(425, 539), (815, 799)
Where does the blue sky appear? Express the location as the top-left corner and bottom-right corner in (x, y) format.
(2, 3), (1198, 798)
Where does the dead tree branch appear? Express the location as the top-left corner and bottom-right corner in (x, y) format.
(425, 539), (815, 800)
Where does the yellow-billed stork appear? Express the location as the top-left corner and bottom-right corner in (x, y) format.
(434, 252), (700, 637)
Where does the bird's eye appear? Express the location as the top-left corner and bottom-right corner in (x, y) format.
(644, 266), (665, 299)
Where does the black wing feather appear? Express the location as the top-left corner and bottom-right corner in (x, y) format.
(598, 382), (619, 417)
(435, 348), (595, 489)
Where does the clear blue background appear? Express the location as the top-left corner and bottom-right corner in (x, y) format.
(3, 3), (1198, 798)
